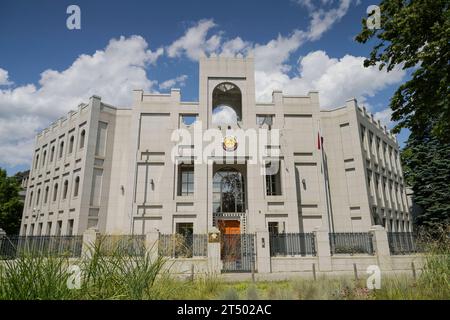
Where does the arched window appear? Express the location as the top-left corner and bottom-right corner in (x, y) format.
(59, 141), (64, 159)
(29, 191), (34, 207)
(63, 180), (69, 199)
(73, 176), (80, 197)
(42, 150), (47, 167)
(212, 82), (242, 126)
(34, 154), (39, 169)
(53, 183), (58, 202)
(50, 146), (55, 162)
(69, 136), (74, 154)
(212, 168), (245, 213)
(79, 130), (85, 149)
(44, 186), (49, 204)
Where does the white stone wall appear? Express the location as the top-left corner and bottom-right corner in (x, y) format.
(21, 57), (411, 236)
(321, 99), (411, 233)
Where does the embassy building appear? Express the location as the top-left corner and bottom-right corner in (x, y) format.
(20, 57), (411, 237)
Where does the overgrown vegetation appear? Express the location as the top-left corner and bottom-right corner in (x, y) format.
(355, 0), (450, 232)
(0, 168), (23, 235)
(0, 232), (448, 300)
(401, 135), (450, 230)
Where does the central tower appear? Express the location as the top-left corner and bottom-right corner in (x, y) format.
(198, 56), (256, 129)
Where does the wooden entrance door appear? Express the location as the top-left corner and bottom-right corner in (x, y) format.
(218, 219), (240, 235)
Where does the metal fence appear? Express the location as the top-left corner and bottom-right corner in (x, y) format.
(329, 232), (374, 255)
(269, 233), (316, 256)
(0, 235), (83, 259)
(221, 233), (256, 273)
(97, 235), (146, 256)
(159, 234), (207, 258)
(387, 232), (423, 255)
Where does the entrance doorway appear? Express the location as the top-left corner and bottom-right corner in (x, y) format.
(218, 219), (240, 235)
(218, 219), (255, 273)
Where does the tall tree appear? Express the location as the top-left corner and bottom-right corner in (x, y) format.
(0, 168), (23, 235)
(356, 0), (449, 141)
(401, 133), (450, 230)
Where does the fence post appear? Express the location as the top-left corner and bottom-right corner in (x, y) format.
(0, 228), (6, 256)
(256, 230), (271, 273)
(369, 225), (392, 271)
(81, 228), (99, 259)
(207, 227), (221, 274)
(313, 227), (332, 272)
(145, 230), (160, 262)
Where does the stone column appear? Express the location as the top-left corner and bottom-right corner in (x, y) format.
(81, 228), (99, 259)
(313, 227), (332, 272)
(369, 225), (392, 271)
(145, 230), (160, 262)
(256, 230), (271, 273)
(207, 227), (221, 274)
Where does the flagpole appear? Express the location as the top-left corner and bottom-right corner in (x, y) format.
(318, 120), (334, 234)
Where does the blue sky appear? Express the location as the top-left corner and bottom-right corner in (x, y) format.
(0, 0), (410, 175)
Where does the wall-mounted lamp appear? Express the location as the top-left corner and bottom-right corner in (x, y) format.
(120, 185), (125, 195)
(150, 179), (155, 190)
(302, 178), (307, 190)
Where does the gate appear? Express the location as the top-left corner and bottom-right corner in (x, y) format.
(221, 233), (256, 273)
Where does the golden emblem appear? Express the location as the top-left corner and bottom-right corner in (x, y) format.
(223, 136), (238, 151)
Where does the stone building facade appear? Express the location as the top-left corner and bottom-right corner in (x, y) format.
(20, 57), (411, 236)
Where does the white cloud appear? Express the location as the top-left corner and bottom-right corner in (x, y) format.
(164, 1), (356, 100)
(374, 108), (394, 128)
(212, 105), (238, 126)
(159, 75), (188, 90)
(1, 0), (401, 170)
(220, 37), (251, 57)
(0, 68), (12, 86)
(0, 35), (163, 167)
(255, 50), (406, 108)
(167, 19), (220, 60)
(252, 30), (307, 74)
(305, 0), (352, 41)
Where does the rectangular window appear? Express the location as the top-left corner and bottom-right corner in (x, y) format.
(37, 223), (43, 236)
(268, 222), (279, 235)
(29, 223), (34, 236)
(367, 169), (372, 191)
(369, 131), (374, 148)
(360, 125), (366, 142)
(67, 219), (74, 236)
(178, 165), (194, 196)
(256, 115), (274, 127)
(265, 162), (282, 196)
(371, 207), (380, 225)
(176, 222), (193, 237)
(56, 220), (62, 236)
(46, 222), (52, 236)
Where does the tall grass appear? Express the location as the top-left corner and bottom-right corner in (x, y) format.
(0, 230), (448, 300)
(0, 238), (167, 300)
(0, 253), (73, 299)
(374, 229), (450, 300)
